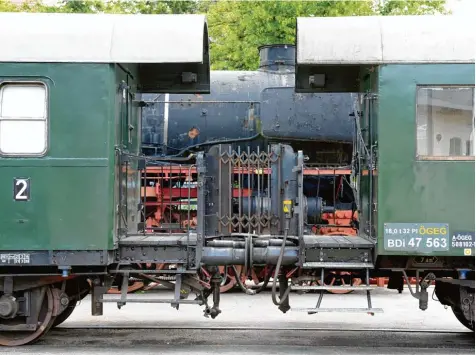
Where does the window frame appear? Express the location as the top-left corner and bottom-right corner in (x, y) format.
(0, 81), (49, 157)
(415, 84), (475, 162)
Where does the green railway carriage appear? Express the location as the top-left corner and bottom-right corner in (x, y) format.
(0, 12), (210, 346)
(295, 15), (474, 328)
(0, 12), (210, 254)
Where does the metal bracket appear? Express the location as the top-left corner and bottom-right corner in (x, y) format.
(117, 271), (129, 309)
(121, 153), (131, 164)
(182, 72), (198, 84)
(118, 81), (130, 92)
(3, 277), (13, 295)
(91, 282), (107, 316)
(364, 93), (378, 101)
(137, 157), (146, 170)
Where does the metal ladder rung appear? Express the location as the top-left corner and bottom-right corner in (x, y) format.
(100, 299), (202, 304)
(291, 307), (384, 314)
(290, 285), (374, 291)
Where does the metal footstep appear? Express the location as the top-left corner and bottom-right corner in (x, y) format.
(292, 307), (384, 314)
(290, 285), (374, 291)
(290, 267), (383, 315)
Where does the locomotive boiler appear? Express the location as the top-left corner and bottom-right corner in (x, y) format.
(140, 44), (355, 165)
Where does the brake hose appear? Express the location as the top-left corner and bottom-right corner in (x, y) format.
(271, 219), (292, 306)
(231, 265), (256, 295)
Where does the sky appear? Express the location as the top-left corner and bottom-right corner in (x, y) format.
(446, 0), (475, 16)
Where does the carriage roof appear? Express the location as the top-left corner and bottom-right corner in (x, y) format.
(296, 15), (474, 65)
(0, 12), (210, 93)
(0, 12), (208, 65)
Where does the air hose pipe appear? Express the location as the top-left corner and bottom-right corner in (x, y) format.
(271, 199), (293, 313)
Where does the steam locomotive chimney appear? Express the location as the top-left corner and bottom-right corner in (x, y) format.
(258, 44), (295, 73)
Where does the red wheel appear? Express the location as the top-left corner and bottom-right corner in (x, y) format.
(218, 265), (242, 293)
(239, 266), (271, 294)
(319, 271), (362, 294)
(107, 281), (145, 294)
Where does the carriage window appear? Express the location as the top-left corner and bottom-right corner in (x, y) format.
(0, 83), (47, 156)
(416, 86), (474, 160)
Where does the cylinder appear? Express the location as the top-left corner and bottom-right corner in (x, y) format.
(201, 246), (298, 266)
(237, 196), (271, 215)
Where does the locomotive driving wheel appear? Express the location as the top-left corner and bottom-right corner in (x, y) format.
(239, 266), (272, 294)
(107, 280), (145, 294)
(0, 285), (58, 347)
(107, 263), (145, 294)
(218, 265), (243, 293)
(319, 271), (362, 294)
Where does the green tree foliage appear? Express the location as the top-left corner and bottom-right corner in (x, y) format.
(0, 0), (449, 69)
(206, 0), (449, 70)
(59, 0), (107, 13)
(58, 0), (199, 14)
(0, 0), (18, 12)
(0, 0), (55, 12)
(376, 0), (448, 15)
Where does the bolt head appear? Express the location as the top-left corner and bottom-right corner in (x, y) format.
(60, 296), (69, 306)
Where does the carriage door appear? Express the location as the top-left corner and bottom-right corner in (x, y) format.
(116, 73), (141, 239)
(359, 73), (378, 240)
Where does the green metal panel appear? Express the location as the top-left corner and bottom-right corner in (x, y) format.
(0, 63), (116, 250)
(376, 64), (475, 257)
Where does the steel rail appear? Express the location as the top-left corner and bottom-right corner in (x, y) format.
(55, 326), (470, 334)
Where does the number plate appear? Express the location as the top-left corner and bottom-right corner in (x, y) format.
(0, 253), (31, 264)
(384, 223), (449, 252)
(13, 178), (30, 201)
(451, 231), (475, 250)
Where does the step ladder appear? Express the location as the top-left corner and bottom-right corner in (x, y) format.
(290, 263), (384, 315)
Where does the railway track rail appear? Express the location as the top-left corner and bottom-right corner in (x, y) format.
(55, 325), (472, 333)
